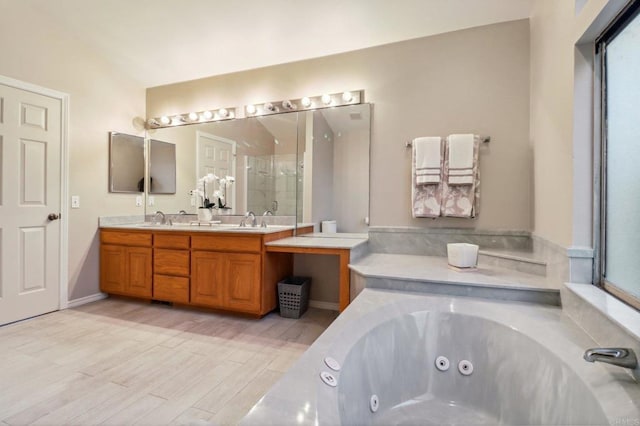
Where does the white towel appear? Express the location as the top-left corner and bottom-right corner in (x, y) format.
(414, 137), (442, 184)
(447, 134), (475, 185)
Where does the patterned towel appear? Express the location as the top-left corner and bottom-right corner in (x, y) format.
(441, 135), (480, 218)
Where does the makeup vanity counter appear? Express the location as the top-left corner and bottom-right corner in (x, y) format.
(99, 222), (300, 316)
(265, 233), (369, 312)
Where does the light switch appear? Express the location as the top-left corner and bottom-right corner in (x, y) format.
(136, 196), (143, 207)
(148, 196), (155, 206)
(71, 195), (80, 208)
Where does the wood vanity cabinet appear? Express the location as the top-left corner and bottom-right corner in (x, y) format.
(100, 230), (152, 298)
(100, 228), (294, 316)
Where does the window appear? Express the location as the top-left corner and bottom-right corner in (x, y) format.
(598, 0), (640, 309)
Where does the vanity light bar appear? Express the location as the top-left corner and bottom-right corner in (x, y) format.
(146, 107), (237, 129)
(244, 90), (364, 117)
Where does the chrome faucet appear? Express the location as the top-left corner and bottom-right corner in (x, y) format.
(240, 211), (257, 227)
(584, 347), (638, 369)
(261, 210), (273, 228)
(153, 211), (166, 225)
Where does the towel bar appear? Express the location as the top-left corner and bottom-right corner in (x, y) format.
(405, 136), (491, 148)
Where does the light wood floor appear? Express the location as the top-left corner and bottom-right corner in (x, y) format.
(0, 298), (338, 425)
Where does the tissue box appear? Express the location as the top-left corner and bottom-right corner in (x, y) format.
(447, 243), (479, 268)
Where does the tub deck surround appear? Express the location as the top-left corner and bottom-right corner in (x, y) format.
(240, 289), (640, 425)
(265, 233), (369, 312)
(563, 283), (640, 382)
(478, 247), (548, 276)
(350, 253), (561, 306)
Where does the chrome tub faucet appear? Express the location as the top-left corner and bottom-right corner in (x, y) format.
(584, 347), (638, 369)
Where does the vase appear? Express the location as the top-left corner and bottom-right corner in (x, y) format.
(198, 208), (212, 222)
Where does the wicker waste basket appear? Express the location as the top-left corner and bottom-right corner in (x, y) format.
(277, 276), (311, 319)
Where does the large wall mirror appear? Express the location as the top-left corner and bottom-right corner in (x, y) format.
(144, 103), (370, 233)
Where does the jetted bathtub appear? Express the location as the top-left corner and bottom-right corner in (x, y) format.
(241, 289), (640, 425)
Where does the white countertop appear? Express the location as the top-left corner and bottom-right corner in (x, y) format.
(100, 222), (296, 235)
(265, 233), (368, 250)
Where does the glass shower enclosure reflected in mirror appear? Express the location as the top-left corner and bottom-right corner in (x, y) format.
(108, 132), (144, 193)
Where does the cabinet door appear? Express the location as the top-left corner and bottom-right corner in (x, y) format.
(224, 253), (261, 313)
(124, 247), (153, 298)
(191, 251), (224, 307)
(100, 245), (126, 293)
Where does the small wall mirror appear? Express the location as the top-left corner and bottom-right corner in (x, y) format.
(149, 139), (176, 194)
(109, 131), (144, 193)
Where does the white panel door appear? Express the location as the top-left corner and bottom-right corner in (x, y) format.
(196, 131), (236, 213)
(0, 82), (62, 325)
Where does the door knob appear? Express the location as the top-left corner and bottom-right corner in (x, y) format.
(48, 213), (60, 221)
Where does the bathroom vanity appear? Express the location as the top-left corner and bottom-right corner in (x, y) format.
(100, 225), (297, 316)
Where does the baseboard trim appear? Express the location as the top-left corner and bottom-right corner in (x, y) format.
(309, 300), (339, 311)
(67, 293), (108, 308)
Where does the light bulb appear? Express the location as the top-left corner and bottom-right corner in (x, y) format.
(265, 102), (275, 112)
(282, 100), (294, 110)
(188, 112), (198, 121)
(246, 104), (257, 114)
(202, 110), (213, 120)
(147, 118), (159, 127)
(301, 97), (312, 108)
(321, 94), (332, 105)
(171, 116), (184, 125)
(342, 91), (353, 102)
(160, 116), (170, 125)
(218, 108), (228, 118)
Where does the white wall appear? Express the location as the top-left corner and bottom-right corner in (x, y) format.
(0, 2), (146, 300)
(529, 0), (630, 251)
(529, 1), (575, 247)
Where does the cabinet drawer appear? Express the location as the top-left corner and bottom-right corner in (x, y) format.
(154, 233), (190, 249)
(154, 275), (189, 303)
(192, 235), (261, 253)
(101, 230), (152, 247)
(154, 249), (190, 276)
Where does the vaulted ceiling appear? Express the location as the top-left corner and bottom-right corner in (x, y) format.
(22, 0), (532, 88)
